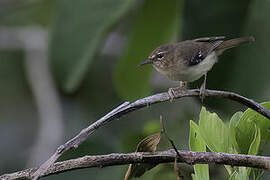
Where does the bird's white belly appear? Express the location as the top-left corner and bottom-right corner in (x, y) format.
(156, 52), (218, 82)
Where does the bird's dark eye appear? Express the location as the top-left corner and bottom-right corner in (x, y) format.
(157, 52), (164, 59)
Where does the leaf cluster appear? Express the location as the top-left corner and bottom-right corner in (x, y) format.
(189, 103), (270, 180)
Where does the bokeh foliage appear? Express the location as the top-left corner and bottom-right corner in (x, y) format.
(114, 0), (181, 100)
(50, 0), (136, 92)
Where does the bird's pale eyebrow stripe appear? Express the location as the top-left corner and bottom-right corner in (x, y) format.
(150, 51), (167, 59)
(159, 51), (168, 54)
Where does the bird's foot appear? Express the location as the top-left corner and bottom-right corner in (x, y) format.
(168, 86), (186, 101)
(168, 88), (176, 101)
(199, 73), (207, 103)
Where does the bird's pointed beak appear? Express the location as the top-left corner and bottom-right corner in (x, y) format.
(138, 57), (153, 66)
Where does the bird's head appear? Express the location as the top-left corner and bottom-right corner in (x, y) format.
(139, 43), (175, 69)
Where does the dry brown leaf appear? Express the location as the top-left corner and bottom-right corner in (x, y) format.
(124, 132), (162, 180)
(174, 158), (183, 180)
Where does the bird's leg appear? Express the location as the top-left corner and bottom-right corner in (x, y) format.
(199, 73), (207, 102)
(168, 81), (187, 100)
(180, 81), (187, 89)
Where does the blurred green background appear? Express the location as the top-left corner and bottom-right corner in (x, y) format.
(0, 0), (270, 179)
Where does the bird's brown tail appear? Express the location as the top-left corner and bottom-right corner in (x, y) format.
(216, 36), (255, 53)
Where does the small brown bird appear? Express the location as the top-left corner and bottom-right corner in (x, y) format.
(139, 36), (255, 99)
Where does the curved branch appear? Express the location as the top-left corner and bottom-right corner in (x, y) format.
(2, 150), (270, 179)
(29, 89), (270, 179)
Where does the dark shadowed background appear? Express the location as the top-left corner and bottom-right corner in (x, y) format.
(0, 0), (269, 179)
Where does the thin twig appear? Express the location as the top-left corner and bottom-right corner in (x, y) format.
(160, 115), (183, 180)
(29, 89), (270, 179)
(2, 150), (270, 180)
(160, 115), (182, 158)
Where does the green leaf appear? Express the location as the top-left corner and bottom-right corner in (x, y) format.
(229, 167), (249, 180)
(114, 0), (182, 100)
(50, 0), (135, 92)
(189, 120), (209, 180)
(235, 119), (256, 154)
(228, 109), (263, 179)
(248, 127), (261, 155)
(235, 102), (270, 154)
(252, 169), (264, 180)
(246, 127), (261, 176)
(189, 120), (205, 152)
(229, 111), (243, 153)
(229, 170), (238, 180)
(198, 107), (230, 153)
(241, 102), (270, 145)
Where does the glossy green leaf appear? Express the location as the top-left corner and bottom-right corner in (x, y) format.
(189, 120), (209, 180)
(248, 127), (261, 155)
(252, 169), (264, 180)
(198, 107), (230, 153)
(229, 167), (249, 180)
(189, 120), (205, 152)
(50, 0), (135, 92)
(114, 0), (181, 100)
(235, 119), (256, 154)
(229, 170), (238, 180)
(241, 102), (270, 145)
(235, 102), (270, 154)
(229, 111), (243, 153)
(246, 127), (261, 177)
